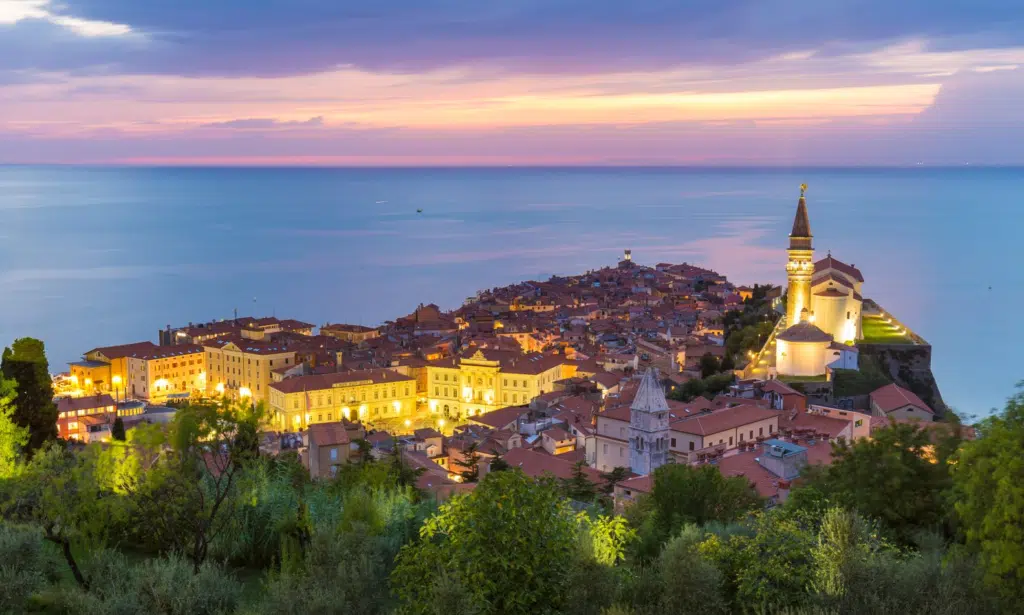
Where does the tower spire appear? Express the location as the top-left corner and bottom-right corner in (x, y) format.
(789, 183), (812, 250)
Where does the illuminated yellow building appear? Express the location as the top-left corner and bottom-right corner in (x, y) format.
(70, 341), (157, 397)
(424, 349), (575, 421)
(269, 369), (416, 432)
(126, 345), (206, 404)
(204, 336), (297, 404)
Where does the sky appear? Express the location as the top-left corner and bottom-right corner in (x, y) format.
(3, 0), (1024, 165)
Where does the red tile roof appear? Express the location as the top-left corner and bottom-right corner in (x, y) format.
(814, 256), (864, 283)
(270, 368), (412, 394)
(308, 421), (353, 447)
(670, 404), (778, 437)
(58, 394), (115, 414)
(87, 341), (158, 360)
(870, 383), (933, 414)
(503, 447), (603, 483)
(467, 405), (529, 430)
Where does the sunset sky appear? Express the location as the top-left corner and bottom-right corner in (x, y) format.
(3, 0), (1024, 165)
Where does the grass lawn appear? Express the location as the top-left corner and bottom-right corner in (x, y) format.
(779, 374), (829, 383)
(861, 315), (915, 344)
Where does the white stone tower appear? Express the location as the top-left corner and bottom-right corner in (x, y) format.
(629, 368), (671, 475)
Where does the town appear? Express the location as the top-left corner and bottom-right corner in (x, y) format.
(2, 187), (1017, 615)
(47, 188), (956, 506)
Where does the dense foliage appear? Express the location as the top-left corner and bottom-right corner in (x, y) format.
(1, 338), (58, 453)
(1, 368), (1023, 614)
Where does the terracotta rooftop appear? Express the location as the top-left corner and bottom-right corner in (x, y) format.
(670, 404), (778, 437)
(814, 255), (864, 283)
(270, 368), (412, 394)
(503, 447), (603, 484)
(870, 383), (933, 415)
(467, 405), (529, 430)
(58, 394), (115, 414)
(308, 421), (353, 447)
(86, 341), (158, 360)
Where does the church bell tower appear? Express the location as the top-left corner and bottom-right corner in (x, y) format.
(785, 184), (814, 326)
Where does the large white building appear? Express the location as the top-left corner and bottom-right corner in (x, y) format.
(777, 186), (865, 377)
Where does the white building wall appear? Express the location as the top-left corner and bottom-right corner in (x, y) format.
(777, 339), (830, 377)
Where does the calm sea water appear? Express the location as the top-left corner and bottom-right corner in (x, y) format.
(0, 166), (1019, 417)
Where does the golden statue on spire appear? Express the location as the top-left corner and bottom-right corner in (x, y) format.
(800, 183), (807, 198)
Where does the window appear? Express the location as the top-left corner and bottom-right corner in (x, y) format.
(327, 413), (332, 421)
(318, 414), (322, 422)
(293, 399), (299, 409)
(671, 438), (676, 448)
(329, 448), (338, 461)
(855, 419), (863, 427)
(729, 436), (733, 445)
(603, 443), (608, 454)
(512, 394), (517, 403)
(503, 379), (508, 386)
(759, 427), (763, 436)
(689, 441), (695, 451)
(769, 425), (774, 433)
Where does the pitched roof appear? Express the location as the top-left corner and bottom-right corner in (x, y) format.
(814, 256), (864, 283)
(87, 341), (158, 360)
(670, 404), (777, 436)
(870, 383), (933, 414)
(270, 368), (412, 394)
(631, 369), (669, 413)
(503, 447), (603, 483)
(780, 412), (851, 439)
(308, 421), (353, 447)
(58, 394), (115, 414)
(761, 380), (804, 397)
(777, 322), (833, 343)
(467, 405), (529, 430)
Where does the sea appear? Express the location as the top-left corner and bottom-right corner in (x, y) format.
(0, 166), (1020, 417)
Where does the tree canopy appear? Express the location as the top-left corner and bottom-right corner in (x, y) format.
(1, 338), (57, 453)
(953, 386), (1024, 600)
(392, 470), (581, 614)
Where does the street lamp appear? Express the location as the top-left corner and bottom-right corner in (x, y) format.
(112, 375), (123, 404)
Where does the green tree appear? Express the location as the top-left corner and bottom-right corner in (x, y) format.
(453, 441), (481, 482)
(111, 416), (126, 441)
(2, 443), (129, 590)
(599, 466), (630, 495)
(808, 422), (954, 542)
(0, 338), (57, 453)
(0, 376), (29, 476)
(387, 440), (426, 489)
(392, 470), (580, 614)
(658, 525), (728, 615)
(561, 459), (598, 502)
(649, 463), (761, 540)
(125, 398), (267, 572)
(488, 448), (510, 472)
(699, 353), (721, 379)
(953, 386), (1024, 600)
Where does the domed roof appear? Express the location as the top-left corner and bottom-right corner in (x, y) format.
(777, 321), (834, 343)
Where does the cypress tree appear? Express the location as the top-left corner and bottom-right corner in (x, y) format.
(1, 338), (58, 453)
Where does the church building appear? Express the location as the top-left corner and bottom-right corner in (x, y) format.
(776, 185), (864, 377)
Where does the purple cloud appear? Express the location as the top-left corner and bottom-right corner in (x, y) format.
(200, 116), (325, 129)
(5, 0), (1024, 77)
